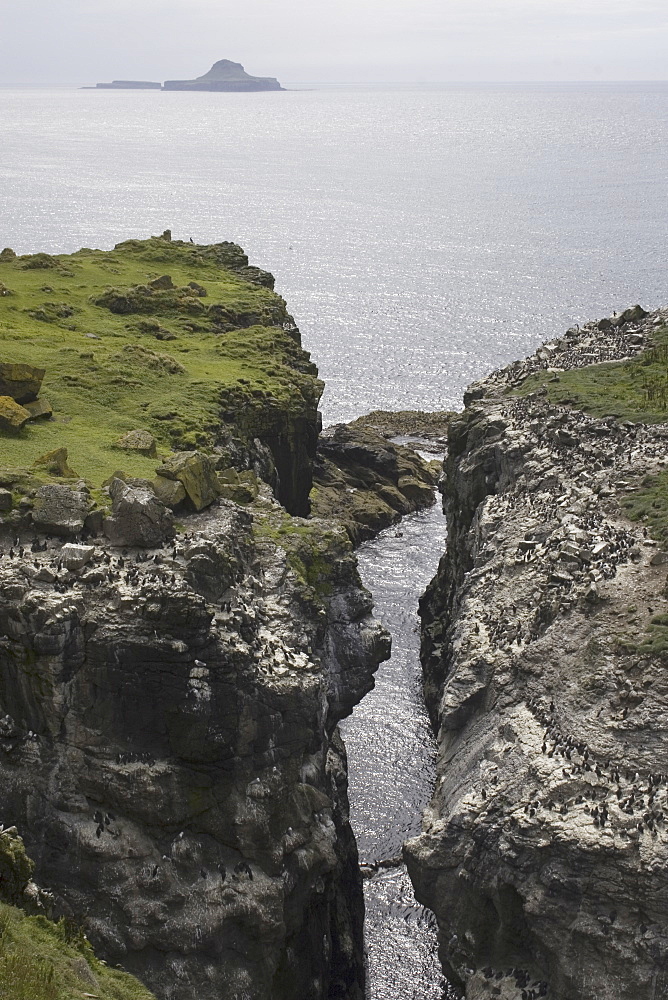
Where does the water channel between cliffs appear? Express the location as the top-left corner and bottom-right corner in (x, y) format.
(341, 497), (457, 1000)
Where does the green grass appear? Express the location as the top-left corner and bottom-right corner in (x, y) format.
(0, 237), (321, 487)
(252, 505), (349, 598)
(622, 471), (668, 547)
(0, 903), (156, 1000)
(513, 326), (668, 423)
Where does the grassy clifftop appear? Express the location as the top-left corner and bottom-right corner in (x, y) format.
(0, 235), (322, 487)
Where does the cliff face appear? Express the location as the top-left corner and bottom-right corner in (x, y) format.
(405, 309), (668, 1000)
(0, 236), (390, 1000)
(0, 489), (389, 1000)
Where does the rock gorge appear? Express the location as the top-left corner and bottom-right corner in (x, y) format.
(406, 307), (668, 1000)
(0, 234), (441, 999)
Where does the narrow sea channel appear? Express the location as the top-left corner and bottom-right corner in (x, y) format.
(341, 498), (456, 999)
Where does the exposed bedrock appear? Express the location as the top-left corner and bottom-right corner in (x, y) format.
(405, 308), (668, 1000)
(311, 421), (439, 545)
(0, 491), (389, 999)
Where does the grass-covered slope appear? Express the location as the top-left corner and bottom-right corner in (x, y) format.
(0, 904), (156, 1000)
(0, 827), (155, 1000)
(514, 323), (668, 422)
(0, 236), (322, 488)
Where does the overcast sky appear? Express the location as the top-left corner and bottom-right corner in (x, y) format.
(1, 0), (667, 85)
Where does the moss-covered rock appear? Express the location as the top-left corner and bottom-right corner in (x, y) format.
(114, 429), (158, 458)
(156, 450), (220, 511)
(24, 398), (53, 421)
(32, 447), (76, 478)
(0, 366), (43, 405)
(0, 397), (31, 433)
(0, 829), (34, 905)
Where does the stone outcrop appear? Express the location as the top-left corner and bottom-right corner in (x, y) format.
(311, 422), (438, 544)
(405, 308), (668, 1000)
(0, 485), (388, 1000)
(156, 451), (220, 512)
(163, 59), (284, 92)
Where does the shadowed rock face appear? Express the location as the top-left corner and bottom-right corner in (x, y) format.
(405, 308), (668, 1000)
(0, 494), (389, 1000)
(163, 60), (284, 92)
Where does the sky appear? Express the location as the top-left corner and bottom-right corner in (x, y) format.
(1, 0), (667, 85)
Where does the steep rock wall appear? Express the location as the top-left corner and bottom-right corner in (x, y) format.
(0, 493), (389, 1000)
(406, 309), (668, 1000)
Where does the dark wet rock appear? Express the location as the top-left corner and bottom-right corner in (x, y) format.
(0, 490), (387, 1000)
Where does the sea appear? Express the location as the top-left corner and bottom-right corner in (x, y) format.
(1, 82), (667, 998)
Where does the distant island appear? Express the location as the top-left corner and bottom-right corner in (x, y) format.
(92, 60), (284, 93)
(95, 80), (161, 90)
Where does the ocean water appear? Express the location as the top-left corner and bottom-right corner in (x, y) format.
(342, 502), (454, 1000)
(2, 82), (667, 998)
(1, 83), (667, 423)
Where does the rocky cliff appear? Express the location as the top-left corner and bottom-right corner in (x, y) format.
(0, 235), (391, 1000)
(405, 307), (668, 1000)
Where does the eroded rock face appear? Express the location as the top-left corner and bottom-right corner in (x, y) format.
(0, 491), (388, 1000)
(405, 309), (668, 1000)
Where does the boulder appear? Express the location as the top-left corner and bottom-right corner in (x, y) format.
(186, 281), (207, 297)
(103, 478), (174, 548)
(32, 484), (90, 537)
(0, 248), (16, 260)
(148, 274), (174, 290)
(33, 447), (76, 478)
(152, 476), (187, 509)
(156, 451), (220, 512)
(613, 304), (648, 327)
(114, 429), (158, 458)
(60, 543), (95, 571)
(217, 469), (259, 504)
(24, 398), (53, 421)
(0, 488), (13, 511)
(0, 363), (45, 402)
(0, 396), (31, 433)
